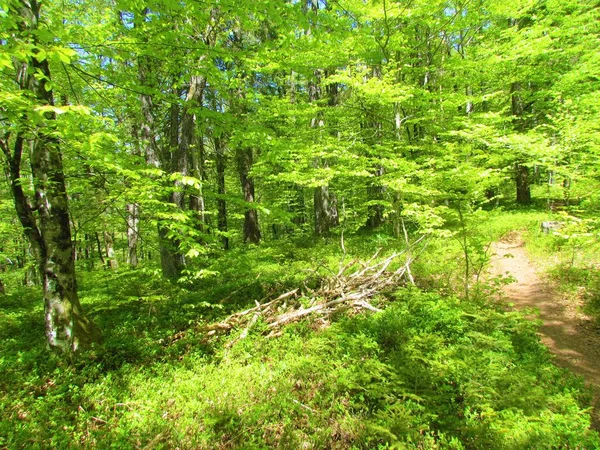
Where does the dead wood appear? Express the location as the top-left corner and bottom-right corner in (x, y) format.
(188, 236), (429, 344)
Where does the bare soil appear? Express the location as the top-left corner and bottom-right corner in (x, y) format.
(490, 234), (600, 429)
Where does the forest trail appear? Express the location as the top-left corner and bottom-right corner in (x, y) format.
(490, 234), (600, 429)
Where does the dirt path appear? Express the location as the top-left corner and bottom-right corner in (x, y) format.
(490, 235), (600, 429)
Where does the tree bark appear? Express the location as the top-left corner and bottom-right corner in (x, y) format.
(314, 185), (338, 236)
(136, 20), (187, 277)
(189, 134), (208, 226)
(104, 231), (118, 269)
(367, 166), (386, 229)
(515, 164), (531, 204)
(24, 242), (40, 286)
(126, 203), (139, 267)
(84, 233), (94, 271)
(309, 70), (338, 236)
(0, 0), (100, 353)
(237, 147), (261, 244)
(94, 233), (106, 267)
(511, 82), (531, 204)
(215, 136), (229, 250)
(365, 66), (385, 229)
(158, 225), (185, 279)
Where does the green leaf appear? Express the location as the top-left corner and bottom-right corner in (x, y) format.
(34, 48), (46, 62)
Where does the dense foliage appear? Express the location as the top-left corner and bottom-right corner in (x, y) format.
(1, 0), (599, 447)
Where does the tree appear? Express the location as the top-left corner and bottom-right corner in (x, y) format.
(0, 0), (100, 353)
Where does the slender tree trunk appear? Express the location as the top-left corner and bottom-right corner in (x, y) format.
(24, 242), (40, 286)
(511, 82), (531, 204)
(190, 134), (208, 226)
(126, 203), (139, 267)
(104, 231), (118, 269)
(237, 147), (261, 244)
(94, 233), (106, 267)
(158, 225), (185, 279)
(314, 185), (338, 236)
(0, 0), (100, 353)
(563, 176), (571, 205)
(84, 233), (94, 271)
(516, 164), (531, 204)
(159, 97), (186, 277)
(291, 187), (307, 227)
(137, 29), (187, 277)
(364, 66), (385, 229)
(160, 88), (187, 275)
(215, 136), (229, 250)
(367, 166), (385, 229)
(309, 70), (338, 236)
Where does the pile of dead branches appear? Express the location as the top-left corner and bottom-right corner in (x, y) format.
(196, 236), (428, 343)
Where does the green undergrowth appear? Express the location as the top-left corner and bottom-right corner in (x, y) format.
(1, 280), (598, 448)
(2, 213), (599, 448)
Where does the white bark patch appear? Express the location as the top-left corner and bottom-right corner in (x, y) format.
(46, 309), (57, 343)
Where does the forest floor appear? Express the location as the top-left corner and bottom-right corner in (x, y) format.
(490, 233), (600, 429)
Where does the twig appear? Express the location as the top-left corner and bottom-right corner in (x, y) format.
(293, 399), (317, 413)
(352, 300), (383, 313)
(239, 301), (261, 340)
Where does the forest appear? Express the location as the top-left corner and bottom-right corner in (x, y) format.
(1, 0), (599, 448)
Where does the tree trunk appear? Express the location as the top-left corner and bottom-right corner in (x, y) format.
(0, 0), (100, 353)
(24, 242), (40, 286)
(190, 134), (208, 227)
(126, 203), (139, 267)
(237, 147), (261, 244)
(84, 233), (94, 271)
(137, 34), (187, 277)
(516, 164), (531, 204)
(314, 185), (338, 236)
(367, 166), (386, 229)
(158, 225), (185, 279)
(94, 232), (106, 267)
(215, 136), (229, 250)
(104, 231), (118, 269)
(511, 82), (531, 204)
(291, 187), (307, 227)
(309, 70), (339, 236)
(364, 66), (385, 230)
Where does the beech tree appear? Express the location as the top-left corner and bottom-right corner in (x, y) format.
(0, 0), (100, 353)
